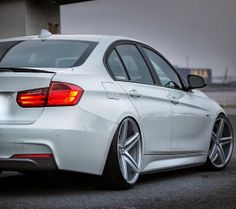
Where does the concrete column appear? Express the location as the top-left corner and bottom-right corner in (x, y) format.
(0, 0), (26, 38)
(0, 0), (60, 39)
(25, 0), (60, 35)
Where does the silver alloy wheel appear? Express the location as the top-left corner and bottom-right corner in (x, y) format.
(117, 118), (141, 184)
(209, 117), (234, 168)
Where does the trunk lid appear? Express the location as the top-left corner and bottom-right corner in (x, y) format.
(0, 68), (55, 125)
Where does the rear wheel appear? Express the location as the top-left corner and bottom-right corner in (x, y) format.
(206, 114), (234, 170)
(103, 117), (142, 189)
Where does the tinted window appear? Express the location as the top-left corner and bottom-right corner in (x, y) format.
(0, 41), (20, 60)
(143, 47), (182, 89)
(116, 44), (154, 85)
(107, 50), (128, 81)
(0, 40), (96, 69)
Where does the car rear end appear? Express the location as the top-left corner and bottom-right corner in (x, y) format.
(0, 35), (117, 175)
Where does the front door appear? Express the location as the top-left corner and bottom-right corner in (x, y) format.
(141, 46), (209, 153)
(167, 88), (210, 152)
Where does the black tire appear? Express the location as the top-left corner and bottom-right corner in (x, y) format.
(102, 118), (141, 190)
(205, 114), (234, 170)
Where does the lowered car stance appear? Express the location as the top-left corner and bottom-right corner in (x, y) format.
(0, 30), (234, 189)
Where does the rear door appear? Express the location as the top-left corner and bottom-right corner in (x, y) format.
(141, 46), (209, 153)
(106, 43), (172, 154)
(0, 69), (54, 125)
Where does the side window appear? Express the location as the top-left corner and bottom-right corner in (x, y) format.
(142, 47), (182, 89)
(107, 50), (128, 81)
(116, 44), (154, 85)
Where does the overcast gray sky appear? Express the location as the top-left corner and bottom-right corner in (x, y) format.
(61, 0), (236, 77)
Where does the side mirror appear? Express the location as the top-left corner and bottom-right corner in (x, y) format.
(187, 75), (206, 90)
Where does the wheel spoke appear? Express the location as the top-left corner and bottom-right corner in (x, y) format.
(120, 120), (128, 145)
(217, 144), (226, 164)
(216, 119), (224, 138)
(124, 151), (139, 173)
(120, 156), (128, 180)
(124, 133), (140, 151)
(212, 132), (217, 141)
(220, 136), (232, 146)
(212, 152), (219, 162)
(209, 143), (217, 161)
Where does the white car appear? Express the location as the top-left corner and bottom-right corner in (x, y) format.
(0, 31), (234, 189)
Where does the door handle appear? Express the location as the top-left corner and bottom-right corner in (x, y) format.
(129, 90), (142, 98)
(170, 97), (179, 105)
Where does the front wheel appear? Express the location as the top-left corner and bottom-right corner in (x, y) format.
(206, 114), (234, 170)
(102, 117), (142, 189)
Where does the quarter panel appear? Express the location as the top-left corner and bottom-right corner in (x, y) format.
(43, 71), (140, 174)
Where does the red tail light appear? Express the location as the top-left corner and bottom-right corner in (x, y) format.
(47, 82), (83, 106)
(17, 82), (83, 107)
(17, 88), (48, 107)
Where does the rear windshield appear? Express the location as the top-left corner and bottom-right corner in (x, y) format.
(0, 40), (97, 69)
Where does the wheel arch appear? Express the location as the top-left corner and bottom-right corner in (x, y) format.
(101, 112), (144, 175)
(115, 113), (144, 154)
(206, 111), (225, 151)
(206, 110), (232, 153)
(205, 112), (234, 169)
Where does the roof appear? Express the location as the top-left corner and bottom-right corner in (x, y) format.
(0, 34), (137, 43)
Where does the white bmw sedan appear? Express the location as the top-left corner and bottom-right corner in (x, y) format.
(0, 31), (234, 189)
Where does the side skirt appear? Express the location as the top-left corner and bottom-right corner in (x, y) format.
(140, 152), (207, 174)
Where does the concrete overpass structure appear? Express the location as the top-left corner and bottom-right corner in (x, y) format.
(0, 0), (91, 38)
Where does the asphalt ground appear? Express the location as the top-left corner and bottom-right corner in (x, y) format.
(0, 115), (235, 209)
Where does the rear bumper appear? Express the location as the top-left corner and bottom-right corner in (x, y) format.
(0, 106), (117, 175)
(0, 157), (57, 172)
